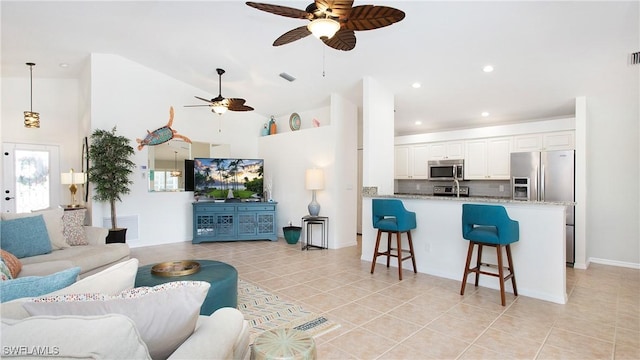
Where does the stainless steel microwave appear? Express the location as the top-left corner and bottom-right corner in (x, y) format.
(428, 159), (464, 180)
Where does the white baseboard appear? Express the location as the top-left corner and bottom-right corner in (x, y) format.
(588, 257), (640, 270)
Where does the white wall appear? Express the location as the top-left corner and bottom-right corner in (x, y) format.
(362, 76), (395, 195)
(1, 77), (82, 206)
(395, 117), (576, 144)
(258, 94), (358, 249)
(584, 66), (639, 267)
(87, 54), (264, 247)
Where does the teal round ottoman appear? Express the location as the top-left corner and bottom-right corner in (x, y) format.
(135, 260), (238, 315)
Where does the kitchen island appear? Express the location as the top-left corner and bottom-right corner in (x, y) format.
(362, 193), (571, 304)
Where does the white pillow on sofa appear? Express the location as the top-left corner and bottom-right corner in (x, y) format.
(1, 314), (151, 359)
(24, 281), (210, 360)
(50, 258), (139, 296)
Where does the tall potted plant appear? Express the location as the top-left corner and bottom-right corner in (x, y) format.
(87, 127), (135, 243)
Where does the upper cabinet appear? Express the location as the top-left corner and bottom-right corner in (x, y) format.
(394, 144), (428, 179)
(464, 137), (512, 180)
(513, 131), (575, 152)
(427, 141), (464, 160)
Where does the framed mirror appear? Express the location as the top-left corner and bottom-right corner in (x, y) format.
(148, 140), (190, 192)
(148, 140), (230, 192)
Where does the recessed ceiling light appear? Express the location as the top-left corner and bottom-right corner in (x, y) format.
(415, 120), (422, 125)
(482, 65), (494, 73)
(59, 63), (69, 68)
(481, 112), (490, 117)
(412, 82), (421, 89)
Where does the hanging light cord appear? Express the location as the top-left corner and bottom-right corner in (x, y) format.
(28, 63), (34, 111)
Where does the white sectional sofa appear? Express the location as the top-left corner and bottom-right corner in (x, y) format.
(1, 259), (251, 360)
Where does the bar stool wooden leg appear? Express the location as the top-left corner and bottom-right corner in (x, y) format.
(396, 231), (403, 280)
(385, 232), (392, 268)
(370, 230), (382, 274)
(407, 231), (417, 274)
(460, 241), (475, 295)
(496, 245), (506, 306)
(475, 243), (483, 287)
(506, 244), (518, 296)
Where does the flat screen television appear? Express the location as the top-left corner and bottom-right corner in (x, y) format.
(193, 158), (264, 201)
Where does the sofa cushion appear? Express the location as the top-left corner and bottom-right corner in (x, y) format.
(24, 281), (210, 360)
(0, 215), (52, 258)
(0, 259), (137, 320)
(19, 243), (130, 275)
(168, 307), (251, 360)
(62, 208), (88, 246)
(2, 208), (69, 250)
(0, 250), (22, 278)
(49, 258), (138, 296)
(1, 314), (151, 359)
(0, 267), (80, 303)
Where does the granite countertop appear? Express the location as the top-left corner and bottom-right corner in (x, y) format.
(365, 193), (574, 206)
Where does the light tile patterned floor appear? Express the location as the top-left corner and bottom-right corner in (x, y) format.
(131, 238), (640, 360)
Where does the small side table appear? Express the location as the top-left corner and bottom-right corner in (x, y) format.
(301, 215), (328, 250)
(251, 328), (316, 360)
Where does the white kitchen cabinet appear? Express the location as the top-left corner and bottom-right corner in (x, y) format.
(427, 141), (464, 160)
(464, 137), (511, 180)
(394, 146), (410, 179)
(513, 131), (574, 152)
(394, 144), (428, 179)
(543, 131), (575, 150)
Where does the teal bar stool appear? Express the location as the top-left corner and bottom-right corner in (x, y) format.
(460, 204), (519, 306)
(370, 199), (417, 280)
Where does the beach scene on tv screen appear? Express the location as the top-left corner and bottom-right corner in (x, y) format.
(194, 158), (263, 200)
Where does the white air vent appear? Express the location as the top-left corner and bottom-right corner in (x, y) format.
(103, 215), (139, 240)
(279, 72), (296, 82)
(631, 52), (640, 65)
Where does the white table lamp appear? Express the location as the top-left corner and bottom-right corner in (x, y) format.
(305, 168), (324, 216)
(61, 169), (86, 208)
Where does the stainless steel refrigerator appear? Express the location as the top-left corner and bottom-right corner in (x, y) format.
(510, 150), (575, 265)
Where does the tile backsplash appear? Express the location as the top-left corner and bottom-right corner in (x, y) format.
(395, 179), (511, 198)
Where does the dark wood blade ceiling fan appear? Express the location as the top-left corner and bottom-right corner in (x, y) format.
(246, 1), (405, 51)
(185, 68), (254, 114)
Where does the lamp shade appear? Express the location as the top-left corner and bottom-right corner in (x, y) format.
(61, 171), (86, 185)
(211, 104), (227, 115)
(305, 168), (324, 190)
(307, 18), (340, 39)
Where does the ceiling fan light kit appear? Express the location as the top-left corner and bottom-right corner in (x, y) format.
(307, 18), (340, 39)
(211, 102), (228, 115)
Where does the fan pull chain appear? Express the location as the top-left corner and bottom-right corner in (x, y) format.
(322, 45), (326, 77)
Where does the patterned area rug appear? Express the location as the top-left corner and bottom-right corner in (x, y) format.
(237, 279), (340, 343)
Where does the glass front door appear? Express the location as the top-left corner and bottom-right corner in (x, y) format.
(2, 143), (60, 213)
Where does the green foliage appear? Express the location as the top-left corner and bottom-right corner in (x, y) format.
(245, 177), (263, 195)
(87, 127), (135, 229)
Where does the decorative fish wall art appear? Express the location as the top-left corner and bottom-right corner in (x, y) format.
(136, 106), (192, 150)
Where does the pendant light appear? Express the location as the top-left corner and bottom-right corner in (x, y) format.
(170, 151), (182, 177)
(24, 62), (40, 128)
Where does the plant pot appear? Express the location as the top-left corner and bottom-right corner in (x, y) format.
(106, 228), (127, 244)
(283, 226), (301, 244)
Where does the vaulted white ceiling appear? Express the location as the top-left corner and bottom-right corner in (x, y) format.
(2, 1), (637, 135)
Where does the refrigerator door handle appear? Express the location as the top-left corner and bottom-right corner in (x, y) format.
(534, 166), (539, 201)
(541, 165), (545, 201)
